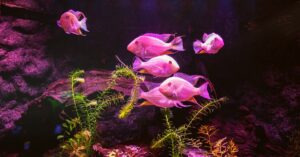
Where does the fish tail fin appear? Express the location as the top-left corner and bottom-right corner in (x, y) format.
(193, 40), (204, 54)
(80, 17), (89, 32)
(170, 36), (184, 51)
(133, 57), (143, 71)
(197, 82), (211, 99)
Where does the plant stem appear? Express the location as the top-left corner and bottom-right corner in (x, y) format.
(71, 76), (82, 130)
(186, 98), (225, 130)
(163, 109), (176, 156)
(151, 132), (176, 149)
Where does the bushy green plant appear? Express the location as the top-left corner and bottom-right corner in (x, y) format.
(58, 66), (141, 156)
(57, 118), (81, 141)
(151, 109), (187, 157)
(151, 98), (228, 157)
(58, 69), (127, 156)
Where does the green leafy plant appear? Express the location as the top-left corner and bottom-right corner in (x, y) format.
(58, 69), (126, 156)
(58, 66), (141, 156)
(151, 98), (227, 157)
(151, 109), (187, 157)
(57, 118), (81, 141)
(109, 65), (143, 119)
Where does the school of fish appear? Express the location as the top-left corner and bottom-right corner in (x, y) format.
(126, 32), (224, 108)
(56, 10), (224, 108)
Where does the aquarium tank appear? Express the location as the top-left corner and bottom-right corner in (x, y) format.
(0, 0), (299, 157)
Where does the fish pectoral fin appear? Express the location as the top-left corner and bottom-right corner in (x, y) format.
(138, 101), (153, 107)
(199, 50), (206, 54)
(139, 69), (148, 74)
(187, 97), (200, 106)
(176, 102), (191, 108)
(74, 29), (86, 36)
(162, 51), (174, 55)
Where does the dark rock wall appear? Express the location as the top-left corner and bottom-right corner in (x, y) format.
(0, 17), (51, 132)
(211, 67), (299, 157)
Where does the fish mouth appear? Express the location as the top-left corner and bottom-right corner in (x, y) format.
(127, 44), (133, 52)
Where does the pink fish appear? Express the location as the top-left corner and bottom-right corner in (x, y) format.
(193, 33), (224, 54)
(159, 77), (211, 102)
(139, 87), (190, 108)
(133, 55), (180, 77)
(127, 33), (184, 58)
(57, 10), (89, 36)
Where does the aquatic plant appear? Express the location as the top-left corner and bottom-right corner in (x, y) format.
(58, 69), (127, 156)
(58, 65), (143, 156)
(69, 70), (85, 128)
(93, 143), (152, 157)
(69, 70), (123, 130)
(109, 65), (143, 119)
(211, 137), (238, 157)
(151, 98), (227, 157)
(57, 118), (81, 141)
(151, 109), (187, 157)
(197, 125), (239, 157)
(197, 125), (217, 151)
(60, 130), (92, 157)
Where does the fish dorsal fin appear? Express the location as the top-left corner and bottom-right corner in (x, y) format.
(173, 72), (207, 86)
(68, 9), (76, 14)
(202, 33), (209, 41)
(138, 101), (153, 107)
(143, 33), (173, 42)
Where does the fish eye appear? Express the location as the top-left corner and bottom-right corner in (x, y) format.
(65, 15), (70, 19)
(167, 82), (171, 86)
(168, 61), (172, 64)
(135, 41), (139, 45)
